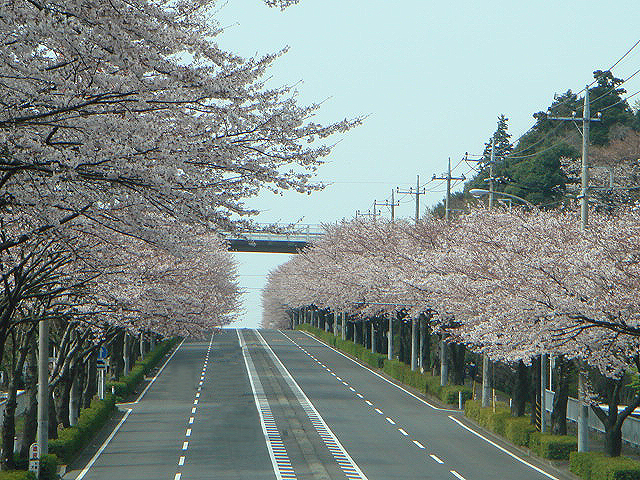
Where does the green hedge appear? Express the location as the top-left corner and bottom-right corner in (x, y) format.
(505, 416), (537, 447)
(49, 394), (116, 464)
(529, 432), (577, 460)
(570, 451), (640, 480)
(107, 338), (179, 399)
(297, 323), (471, 406)
(0, 472), (36, 480)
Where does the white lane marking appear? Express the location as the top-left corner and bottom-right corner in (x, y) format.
(189, 417), (194, 424)
(186, 428), (191, 437)
(349, 387), (356, 392)
(74, 408), (132, 480)
(297, 331), (456, 412)
(375, 408), (384, 415)
(193, 399), (198, 405)
(174, 474), (181, 480)
(356, 393), (364, 399)
(258, 330), (369, 480)
(182, 441), (189, 450)
(191, 407), (196, 414)
(238, 329), (298, 480)
(134, 339), (186, 404)
(342, 381), (349, 386)
(196, 392), (200, 398)
(413, 440), (425, 449)
(448, 415), (559, 480)
(451, 471), (465, 480)
(430, 454), (444, 464)
(386, 417), (395, 425)
(178, 456), (185, 466)
(365, 400), (373, 406)
(398, 428), (408, 436)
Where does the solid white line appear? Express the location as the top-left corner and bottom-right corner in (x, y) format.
(74, 408), (132, 480)
(257, 330), (369, 480)
(238, 329), (297, 480)
(451, 471), (465, 480)
(297, 331), (457, 412)
(430, 454), (444, 464)
(448, 415), (559, 480)
(134, 338), (186, 404)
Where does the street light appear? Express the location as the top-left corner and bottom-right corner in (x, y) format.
(469, 188), (538, 210)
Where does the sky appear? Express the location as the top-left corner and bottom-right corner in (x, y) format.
(219, 0), (640, 328)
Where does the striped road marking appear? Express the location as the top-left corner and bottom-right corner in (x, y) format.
(238, 330), (297, 480)
(256, 330), (368, 480)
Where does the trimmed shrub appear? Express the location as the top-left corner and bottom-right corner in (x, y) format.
(529, 432), (577, 460)
(0, 472), (36, 480)
(570, 451), (640, 480)
(49, 394), (116, 464)
(440, 385), (473, 406)
(505, 416), (537, 447)
(39, 454), (60, 480)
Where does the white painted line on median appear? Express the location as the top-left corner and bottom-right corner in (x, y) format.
(134, 338), (186, 404)
(448, 415), (559, 480)
(296, 331), (457, 412)
(238, 329), (298, 480)
(74, 408), (133, 480)
(430, 454), (444, 464)
(256, 330), (369, 480)
(451, 471), (465, 480)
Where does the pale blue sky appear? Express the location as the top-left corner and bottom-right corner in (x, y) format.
(220, 0), (640, 328)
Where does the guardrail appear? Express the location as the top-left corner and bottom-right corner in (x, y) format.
(544, 389), (640, 447)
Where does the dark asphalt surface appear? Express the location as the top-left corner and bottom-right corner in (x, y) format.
(65, 329), (569, 480)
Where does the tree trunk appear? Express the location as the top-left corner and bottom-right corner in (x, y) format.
(69, 362), (80, 426)
(420, 319), (430, 373)
(82, 350), (97, 408)
(398, 321), (405, 364)
(20, 348), (38, 459)
(511, 360), (528, 417)
(55, 369), (72, 429)
(48, 390), (58, 440)
(449, 343), (466, 385)
(551, 356), (570, 435)
(2, 376), (18, 470)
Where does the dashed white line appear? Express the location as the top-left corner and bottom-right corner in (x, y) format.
(386, 417), (395, 425)
(193, 399), (198, 405)
(191, 407), (196, 414)
(356, 393), (364, 399)
(375, 408), (384, 415)
(182, 441), (188, 451)
(365, 400), (373, 406)
(412, 440), (425, 449)
(430, 454), (444, 464)
(450, 471), (465, 480)
(189, 417), (194, 424)
(398, 428), (408, 436)
(178, 456), (185, 466)
(174, 473), (181, 480)
(186, 428), (191, 437)
(349, 387), (356, 392)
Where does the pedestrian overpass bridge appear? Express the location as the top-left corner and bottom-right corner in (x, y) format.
(225, 224), (324, 253)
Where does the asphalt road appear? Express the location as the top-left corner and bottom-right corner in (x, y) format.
(65, 329), (570, 480)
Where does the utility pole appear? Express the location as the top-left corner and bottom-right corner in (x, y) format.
(376, 190), (400, 221)
(548, 86), (601, 452)
(37, 318), (49, 457)
(433, 158), (466, 221)
(397, 175), (426, 223)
